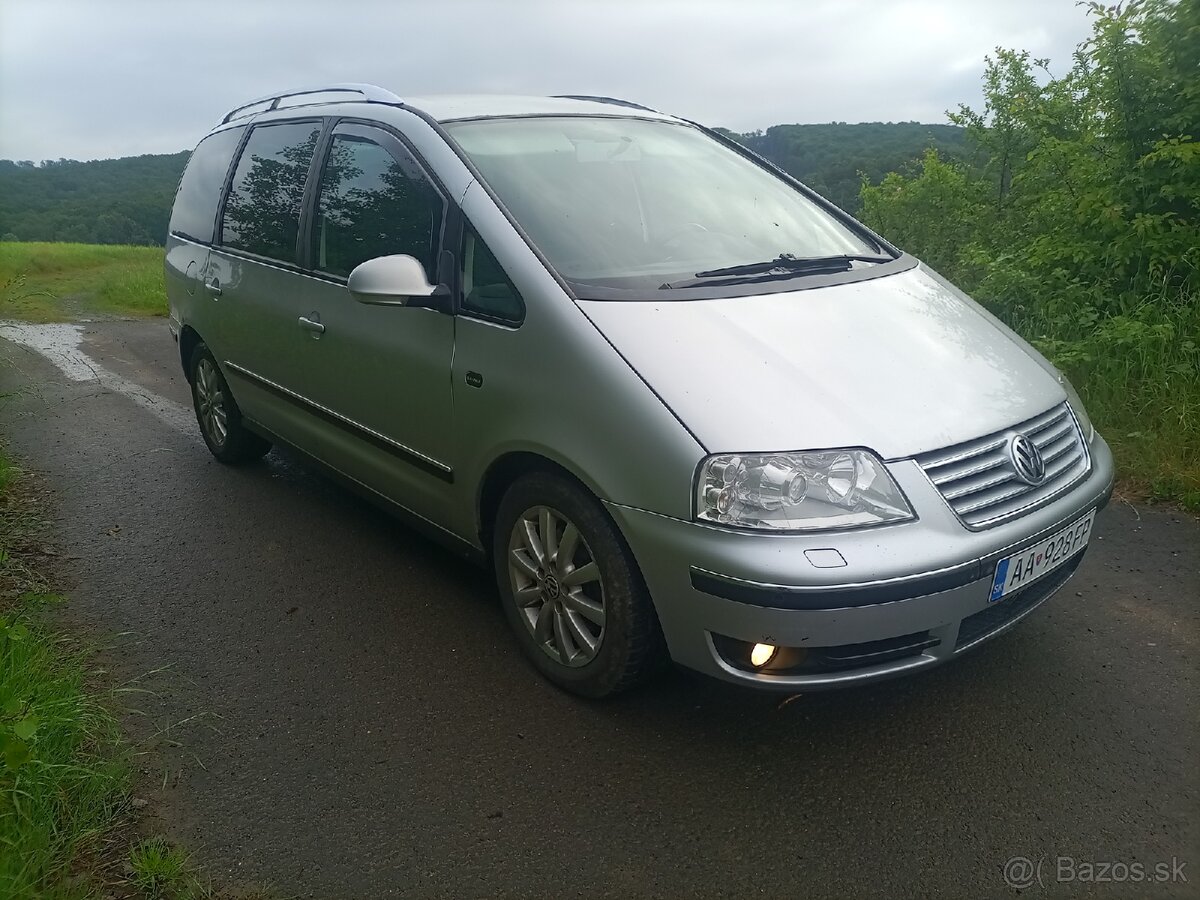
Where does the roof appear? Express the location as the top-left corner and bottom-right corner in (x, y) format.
(403, 94), (676, 123)
(214, 85), (679, 133)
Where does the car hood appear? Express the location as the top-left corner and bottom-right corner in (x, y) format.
(580, 265), (1065, 459)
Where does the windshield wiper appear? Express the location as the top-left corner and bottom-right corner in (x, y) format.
(695, 253), (893, 278)
(660, 253), (893, 290)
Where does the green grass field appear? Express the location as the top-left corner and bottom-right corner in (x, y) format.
(0, 242), (166, 322)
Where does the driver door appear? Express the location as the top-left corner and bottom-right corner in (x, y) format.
(289, 123), (456, 522)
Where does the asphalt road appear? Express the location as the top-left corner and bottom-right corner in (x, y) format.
(1, 319), (1197, 899)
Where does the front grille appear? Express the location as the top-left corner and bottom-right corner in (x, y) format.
(915, 402), (1089, 528)
(954, 553), (1083, 650)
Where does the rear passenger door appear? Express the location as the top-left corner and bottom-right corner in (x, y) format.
(290, 122), (456, 521)
(205, 119), (324, 443)
(165, 125), (245, 344)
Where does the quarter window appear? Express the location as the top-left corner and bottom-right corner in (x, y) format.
(461, 228), (525, 324)
(169, 126), (245, 244)
(310, 133), (443, 279)
(221, 122), (321, 261)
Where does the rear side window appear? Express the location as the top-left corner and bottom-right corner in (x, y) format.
(169, 127), (244, 244)
(221, 121), (322, 262)
(310, 132), (443, 279)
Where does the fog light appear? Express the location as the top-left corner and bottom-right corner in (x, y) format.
(750, 643), (777, 667)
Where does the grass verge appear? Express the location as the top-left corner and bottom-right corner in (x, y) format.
(0, 242), (166, 322)
(0, 449), (126, 897)
(0, 448), (239, 899)
(128, 838), (213, 900)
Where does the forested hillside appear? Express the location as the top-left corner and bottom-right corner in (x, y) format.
(718, 122), (970, 211)
(0, 122), (965, 245)
(0, 152), (188, 245)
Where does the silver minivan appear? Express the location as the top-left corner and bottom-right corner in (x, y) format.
(166, 84), (1114, 697)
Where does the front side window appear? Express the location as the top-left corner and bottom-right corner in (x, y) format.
(310, 132), (443, 279)
(444, 117), (883, 296)
(221, 121), (321, 261)
(169, 126), (245, 243)
(461, 228), (524, 324)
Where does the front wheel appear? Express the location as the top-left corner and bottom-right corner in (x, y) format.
(493, 472), (666, 698)
(189, 344), (271, 464)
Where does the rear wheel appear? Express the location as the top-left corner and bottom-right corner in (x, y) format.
(189, 344), (270, 464)
(493, 472), (665, 698)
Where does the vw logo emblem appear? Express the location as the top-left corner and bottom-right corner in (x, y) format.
(1009, 433), (1046, 485)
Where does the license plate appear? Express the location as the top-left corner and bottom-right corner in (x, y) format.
(989, 509), (1095, 602)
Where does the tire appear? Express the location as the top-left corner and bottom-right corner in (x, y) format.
(493, 471), (666, 698)
(188, 343), (271, 464)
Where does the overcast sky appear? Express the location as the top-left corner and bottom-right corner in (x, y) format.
(0, 0), (1096, 162)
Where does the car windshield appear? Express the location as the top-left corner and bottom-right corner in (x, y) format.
(444, 116), (883, 296)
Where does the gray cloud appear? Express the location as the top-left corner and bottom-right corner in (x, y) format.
(0, 0), (1095, 161)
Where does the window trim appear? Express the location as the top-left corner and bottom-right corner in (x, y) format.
(215, 116), (328, 266)
(208, 243), (318, 279)
(300, 119), (452, 285)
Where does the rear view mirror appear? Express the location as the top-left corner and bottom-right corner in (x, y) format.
(574, 136), (641, 162)
(347, 255), (447, 307)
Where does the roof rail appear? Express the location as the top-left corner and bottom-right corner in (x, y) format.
(552, 95), (660, 114)
(218, 83), (403, 125)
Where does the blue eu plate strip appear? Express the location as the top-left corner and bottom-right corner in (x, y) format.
(990, 559), (1010, 602)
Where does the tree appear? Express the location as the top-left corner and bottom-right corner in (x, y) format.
(860, 0), (1199, 316)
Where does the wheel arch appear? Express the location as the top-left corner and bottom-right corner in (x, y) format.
(477, 451), (600, 559)
(481, 448), (668, 695)
(179, 324), (203, 381)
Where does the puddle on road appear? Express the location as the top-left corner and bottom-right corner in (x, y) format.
(0, 321), (101, 381)
(0, 321), (198, 438)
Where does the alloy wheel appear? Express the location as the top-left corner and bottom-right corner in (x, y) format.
(507, 505), (606, 667)
(195, 358), (228, 447)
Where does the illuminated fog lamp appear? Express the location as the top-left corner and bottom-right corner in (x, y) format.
(750, 642), (778, 667)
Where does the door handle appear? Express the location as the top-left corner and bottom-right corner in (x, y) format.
(298, 315), (325, 336)
(203, 278), (222, 297)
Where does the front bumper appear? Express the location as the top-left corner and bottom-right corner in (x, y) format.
(607, 434), (1115, 690)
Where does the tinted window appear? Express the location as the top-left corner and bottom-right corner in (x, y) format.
(221, 122), (321, 261)
(310, 133), (443, 279)
(169, 127), (244, 243)
(462, 228), (524, 324)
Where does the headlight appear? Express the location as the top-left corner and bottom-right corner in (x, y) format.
(696, 449), (914, 531)
(1059, 375), (1095, 444)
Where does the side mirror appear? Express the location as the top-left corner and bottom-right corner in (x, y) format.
(347, 255), (448, 307)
